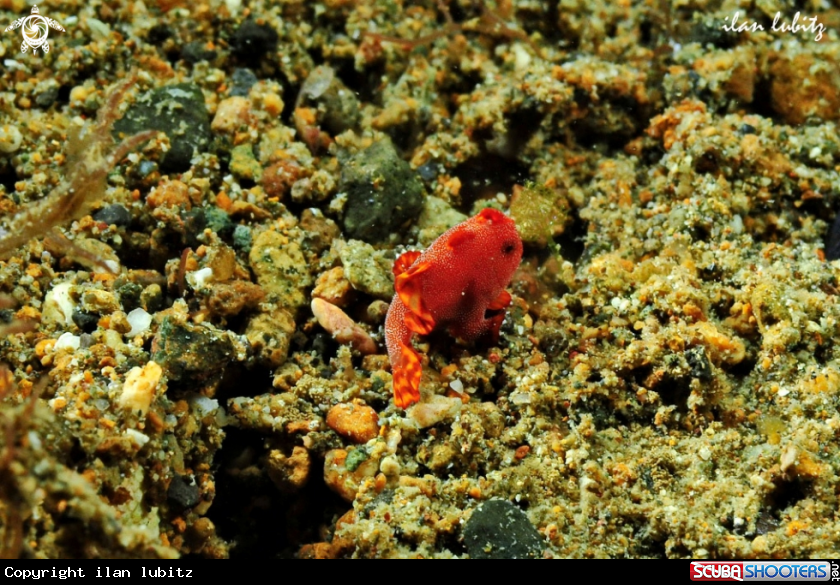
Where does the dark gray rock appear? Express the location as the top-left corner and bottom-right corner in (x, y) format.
(340, 140), (425, 243)
(151, 317), (233, 384)
(231, 19), (278, 63)
(94, 204), (131, 227)
(181, 41), (217, 64)
(826, 212), (840, 260)
(299, 66), (360, 135)
(35, 86), (59, 108)
(230, 68), (258, 97)
(113, 83), (211, 173)
(463, 499), (543, 559)
(71, 310), (98, 333)
(167, 474), (200, 509)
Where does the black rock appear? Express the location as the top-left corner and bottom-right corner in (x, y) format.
(94, 204), (132, 227)
(463, 499), (543, 559)
(35, 86), (59, 108)
(147, 24), (173, 46)
(230, 68), (258, 97)
(181, 41), (217, 64)
(340, 140), (425, 243)
(686, 346), (713, 381)
(231, 19), (278, 63)
(826, 212), (840, 261)
(113, 83), (211, 173)
(72, 310), (99, 333)
(689, 18), (736, 49)
(167, 474), (200, 509)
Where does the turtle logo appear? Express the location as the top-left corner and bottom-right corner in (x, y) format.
(5, 5), (65, 55)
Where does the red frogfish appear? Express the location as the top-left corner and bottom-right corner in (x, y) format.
(385, 208), (523, 408)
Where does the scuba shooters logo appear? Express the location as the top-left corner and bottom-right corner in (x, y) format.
(690, 561), (838, 582)
(4, 5), (64, 55)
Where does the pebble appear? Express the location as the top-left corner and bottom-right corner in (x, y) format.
(211, 97), (252, 134)
(113, 83), (211, 172)
(43, 282), (76, 328)
(125, 308), (153, 337)
(266, 446), (311, 493)
(0, 124), (23, 153)
(151, 317), (233, 384)
(323, 448), (378, 502)
(340, 140), (425, 243)
(298, 65), (360, 135)
(249, 230), (312, 312)
(311, 298), (377, 355)
(338, 240), (394, 299)
(229, 144), (262, 181)
(181, 41), (216, 64)
(82, 289), (120, 314)
(231, 19), (278, 63)
(245, 308), (296, 368)
(408, 395), (462, 429)
(93, 204), (132, 227)
(326, 402), (379, 444)
(311, 266), (353, 307)
(230, 68), (258, 97)
(118, 361), (163, 415)
(146, 179), (191, 210)
(167, 474), (200, 509)
(463, 499), (543, 559)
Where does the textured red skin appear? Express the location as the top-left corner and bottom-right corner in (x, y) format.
(385, 208), (523, 408)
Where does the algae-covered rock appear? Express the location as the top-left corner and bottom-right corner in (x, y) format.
(249, 230), (313, 313)
(340, 140), (425, 243)
(509, 182), (570, 248)
(230, 144), (262, 182)
(113, 83), (211, 172)
(463, 499), (543, 559)
(245, 308), (296, 368)
(338, 240), (394, 299)
(151, 317), (233, 385)
(298, 65), (361, 135)
(416, 196), (468, 247)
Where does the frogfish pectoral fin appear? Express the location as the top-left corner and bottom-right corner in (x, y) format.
(393, 343), (422, 409)
(393, 250), (422, 277)
(487, 289), (511, 311)
(404, 309), (435, 335)
(395, 261), (436, 334)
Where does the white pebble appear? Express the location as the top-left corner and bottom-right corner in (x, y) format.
(187, 267), (213, 289)
(125, 308), (153, 337)
(125, 428), (150, 447)
(54, 332), (80, 351)
(0, 124), (22, 154)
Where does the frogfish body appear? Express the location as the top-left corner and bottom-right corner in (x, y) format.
(385, 207), (523, 408)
